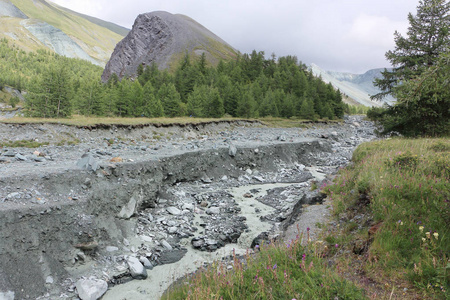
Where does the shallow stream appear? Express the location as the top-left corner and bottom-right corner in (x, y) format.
(103, 182), (301, 300)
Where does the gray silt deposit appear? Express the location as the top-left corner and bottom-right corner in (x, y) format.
(0, 116), (376, 299)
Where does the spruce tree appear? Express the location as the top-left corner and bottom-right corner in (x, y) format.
(373, 0), (450, 100)
(370, 0), (449, 136)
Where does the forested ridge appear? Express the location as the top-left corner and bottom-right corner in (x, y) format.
(0, 38), (346, 120)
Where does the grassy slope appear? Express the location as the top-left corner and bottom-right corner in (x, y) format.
(10, 0), (124, 63)
(0, 17), (48, 52)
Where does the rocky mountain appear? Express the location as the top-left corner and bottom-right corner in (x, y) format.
(311, 63), (396, 107)
(102, 11), (237, 82)
(0, 0), (128, 66)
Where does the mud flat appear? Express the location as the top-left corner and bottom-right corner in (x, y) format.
(0, 116), (376, 299)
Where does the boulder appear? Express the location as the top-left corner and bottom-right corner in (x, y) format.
(127, 256), (148, 280)
(76, 153), (99, 172)
(118, 197), (137, 219)
(228, 145), (237, 157)
(75, 278), (108, 300)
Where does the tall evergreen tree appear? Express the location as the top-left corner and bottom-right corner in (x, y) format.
(372, 0), (450, 100)
(369, 0), (449, 136)
(158, 83), (182, 117)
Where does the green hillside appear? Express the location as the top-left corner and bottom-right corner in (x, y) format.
(2, 0), (126, 64)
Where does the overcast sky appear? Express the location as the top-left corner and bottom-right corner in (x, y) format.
(51, 0), (418, 73)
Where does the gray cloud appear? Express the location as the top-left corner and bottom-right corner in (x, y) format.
(52, 0), (418, 73)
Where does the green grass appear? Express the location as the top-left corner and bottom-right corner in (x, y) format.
(10, 0), (124, 63)
(323, 138), (449, 299)
(162, 236), (365, 300)
(0, 139), (49, 148)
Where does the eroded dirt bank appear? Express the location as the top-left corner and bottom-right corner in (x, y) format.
(0, 116), (375, 299)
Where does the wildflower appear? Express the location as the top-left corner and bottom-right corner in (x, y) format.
(422, 238), (426, 242)
(419, 226), (424, 232)
(307, 227), (310, 231)
(426, 232), (431, 239)
(433, 232), (439, 240)
(335, 244), (339, 248)
(273, 264), (277, 270)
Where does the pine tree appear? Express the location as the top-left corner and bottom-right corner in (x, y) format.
(373, 0), (450, 100)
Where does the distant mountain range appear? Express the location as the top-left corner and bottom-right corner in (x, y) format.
(0, 0), (128, 66)
(0, 0), (393, 108)
(311, 63), (395, 107)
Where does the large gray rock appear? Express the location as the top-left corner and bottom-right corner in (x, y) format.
(228, 144), (237, 157)
(127, 256), (148, 279)
(76, 153), (99, 172)
(75, 278), (108, 300)
(118, 197), (137, 219)
(101, 11), (236, 81)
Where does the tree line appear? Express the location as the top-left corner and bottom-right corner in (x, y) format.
(1, 38), (347, 120)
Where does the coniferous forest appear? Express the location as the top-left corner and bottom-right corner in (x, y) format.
(0, 38), (346, 120)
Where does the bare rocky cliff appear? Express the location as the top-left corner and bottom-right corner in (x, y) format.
(102, 11), (237, 81)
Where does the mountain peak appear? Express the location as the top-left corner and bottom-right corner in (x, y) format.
(102, 11), (237, 81)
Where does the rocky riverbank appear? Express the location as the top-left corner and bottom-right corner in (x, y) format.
(0, 116), (376, 300)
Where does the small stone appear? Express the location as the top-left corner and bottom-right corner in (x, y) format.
(127, 256), (148, 279)
(110, 157), (123, 163)
(206, 207), (221, 215)
(253, 176), (264, 182)
(168, 226), (178, 234)
(106, 246), (119, 252)
(246, 169), (253, 175)
(6, 192), (20, 200)
(166, 206), (181, 215)
(74, 241), (98, 251)
(200, 201), (208, 208)
(139, 257), (154, 270)
(75, 278), (108, 300)
(228, 144), (237, 157)
(161, 240), (173, 251)
(182, 203), (194, 211)
(15, 153), (27, 161)
(4, 150), (16, 157)
(46, 276), (54, 284)
(201, 175), (212, 183)
(141, 235), (153, 243)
